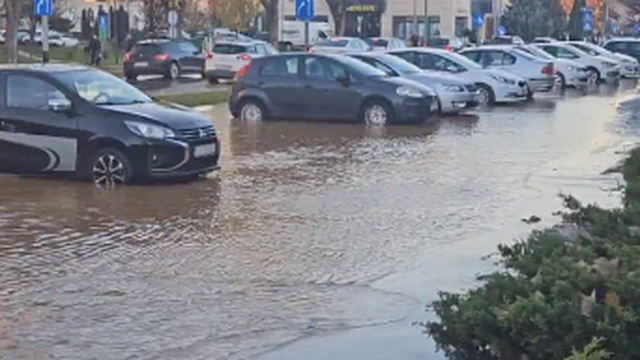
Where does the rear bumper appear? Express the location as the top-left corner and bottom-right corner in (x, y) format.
(494, 83), (527, 103)
(527, 77), (554, 93)
(123, 60), (171, 76)
(206, 69), (236, 79)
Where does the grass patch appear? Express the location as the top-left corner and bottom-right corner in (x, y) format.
(18, 42), (121, 66)
(155, 90), (230, 107)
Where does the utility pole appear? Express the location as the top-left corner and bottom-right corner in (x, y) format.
(42, 15), (50, 63)
(492, 0), (501, 36)
(423, 0), (429, 41)
(412, 0), (418, 36)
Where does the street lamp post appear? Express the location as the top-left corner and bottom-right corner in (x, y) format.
(424, 0), (429, 41)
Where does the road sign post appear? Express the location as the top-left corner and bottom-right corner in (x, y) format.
(295, 0), (315, 49)
(34, 0), (53, 63)
(168, 10), (179, 39)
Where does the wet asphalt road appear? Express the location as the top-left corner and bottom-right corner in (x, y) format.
(0, 82), (639, 360)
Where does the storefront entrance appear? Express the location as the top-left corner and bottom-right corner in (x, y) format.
(344, 4), (382, 38)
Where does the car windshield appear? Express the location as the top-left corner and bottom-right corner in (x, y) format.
(511, 49), (538, 61)
(53, 69), (152, 105)
(445, 52), (483, 69)
(376, 54), (422, 75)
(316, 39), (349, 47)
(573, 42), (609, 55)
(335, 55), (388, 76)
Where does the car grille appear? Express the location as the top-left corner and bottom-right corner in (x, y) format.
(178, 125), (216, 141)
(464, 84), (478, 92)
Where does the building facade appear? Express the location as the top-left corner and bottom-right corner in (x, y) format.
(281, 0), (472, 40)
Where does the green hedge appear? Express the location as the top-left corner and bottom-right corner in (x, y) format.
(425, 148), (640, 360)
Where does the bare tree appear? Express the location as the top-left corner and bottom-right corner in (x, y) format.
(259, 0), (278, 44)
(326, 0), (348, 35)
(182, 0), (212, 32)
(4, 0), (24, 63)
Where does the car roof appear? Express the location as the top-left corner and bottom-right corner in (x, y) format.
(0, 63), (92, 73)
(389, 47), (448, 54)
(605, 37), (640, 42)
(468, 45), (516, 51)
(214, 40), (261, 46)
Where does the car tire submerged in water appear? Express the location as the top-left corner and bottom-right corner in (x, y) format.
(361, 99), (394, 125)
(166, 62), (181, 80)
(555, 72), (566, 91)
(237, 98), (267, 121)
(87, 148), (134, 187)
(476, 84), (495, 107)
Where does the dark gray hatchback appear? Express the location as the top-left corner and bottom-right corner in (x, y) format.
(228, 53), (438, 125)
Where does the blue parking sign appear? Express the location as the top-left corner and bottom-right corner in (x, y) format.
(472, 14), (484, 29)
(497, 25), (506, 36)
(582, 8), (594, 32)
(295, 0), (314, 21)
(33, 0), (53, 16)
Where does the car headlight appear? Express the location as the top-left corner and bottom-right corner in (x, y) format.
(489, 75), (516, 85)
(602, 61), (616, 67)
(396, 85), (424, 98)
(124, 121), (175, 139)
(566, 65), (577, 71)
(442, 84), (464, 92)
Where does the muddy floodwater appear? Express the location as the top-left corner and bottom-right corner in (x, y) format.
(0, 85), (639, 360)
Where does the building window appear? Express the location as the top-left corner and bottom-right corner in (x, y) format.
(455, 16), (469, 37)
(393, 16), (439, 40)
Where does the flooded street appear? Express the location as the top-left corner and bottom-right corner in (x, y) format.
(1, 85), (639, 360)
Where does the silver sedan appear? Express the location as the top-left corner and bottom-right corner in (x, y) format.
(346, 52), (478, 115)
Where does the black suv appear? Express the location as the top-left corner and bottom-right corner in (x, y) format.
(603, 38), (640, 62)
(228, 53), (438, 125)
(123, 38), (206, 81)
(0, 64), (220, 185)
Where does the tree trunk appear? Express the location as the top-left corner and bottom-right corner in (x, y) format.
(261, 0), (279, 45)
(4, 0), (20, 63)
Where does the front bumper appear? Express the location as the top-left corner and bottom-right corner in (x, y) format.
(139, 131), (221, 178)
(493, 83), (527, 103)
(438, 91), (478, 113)
(393, 96), (438, 123)
(620, 64), (640, 77)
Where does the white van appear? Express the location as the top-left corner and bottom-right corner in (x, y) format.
(279, 20), (333, 50)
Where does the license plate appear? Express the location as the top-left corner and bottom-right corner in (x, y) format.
(134, 62), (148, 67)
(194, 143), (216, 158)
(217, 64), (232, 70)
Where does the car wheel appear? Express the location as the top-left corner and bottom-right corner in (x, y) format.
(238, 98), (266, 121)
(587, 67), (601, 84)
(361, 100), (393, 125)
(166, 62), (180, 80)
(554, 72), (566, 91)
(476, 84), (495, 106)
(207, 75), (219, 84)
(89, 148), (133, 187)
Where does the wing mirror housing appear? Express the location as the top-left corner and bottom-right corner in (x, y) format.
(48, 98), (72, 112)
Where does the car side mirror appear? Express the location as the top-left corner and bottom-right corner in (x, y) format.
(48, 98), (72, 112)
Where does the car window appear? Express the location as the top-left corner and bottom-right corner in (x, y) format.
(354, 56), (394, 75)
(605, 42), (624, 52)
(391, 51), (416, 65)
(570, 43), (598, 56)
(316, 38), (349, 47)
(6, 75), (68, 110)
(556, 47), (579, 59)
(629, 42), (640, 53)
(260, 57), (299, 76)
(52, 70), (151, 105)
(540, 45), (558, 57)
(365, 38), (389, 48)
(431, 54), (466, 73)
(304, 58), (332, 79)
(253, 44), (266, 55)
(177, 42), (198, 53)
(263, 43), (278, 55)
(131, 43), (161, 55)
(213, 43), (248, 54)
(460, 50), (481, 63)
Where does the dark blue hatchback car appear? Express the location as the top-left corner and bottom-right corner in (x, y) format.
(228, 53), (438, 125)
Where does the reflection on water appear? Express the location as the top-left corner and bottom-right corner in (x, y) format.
(0, 86), (638, 359)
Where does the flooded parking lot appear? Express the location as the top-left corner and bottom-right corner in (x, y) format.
(0, 84), (639, 359)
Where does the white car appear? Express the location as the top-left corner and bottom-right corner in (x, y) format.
(513, 44), (588, 89)
(533, 43), (620, 84)
(308, 37), (371, 54)
(458, 45), (555, 96)
(33, 31), (79, 47)
(564, 41), (639, 78)
(387, 47), (528, 106)
(205, 40), (278, 84)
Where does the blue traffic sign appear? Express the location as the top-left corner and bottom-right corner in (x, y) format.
(635, 24), (640, 35)
(609, 19), (617, 33)
(472, 14), (484, 29)
(33, 0), (52, 16)
(295, 0), (314, 21)
(582, 8), (594, 32)
(497, 25), (506, 36)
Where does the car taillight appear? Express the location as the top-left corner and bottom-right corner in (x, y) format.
(445, 44), (452, 51)
(123, 53), (131, 61)
(308, 47), (314, 53)
(237, 63), (250, 77)
(206, 52), (213, 59)
(541, 63), (552, 74)
(155, 54), (168, 60)
(238, 54), (250, 61)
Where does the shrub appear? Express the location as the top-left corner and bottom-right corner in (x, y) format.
(424, 148), (640, 359)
